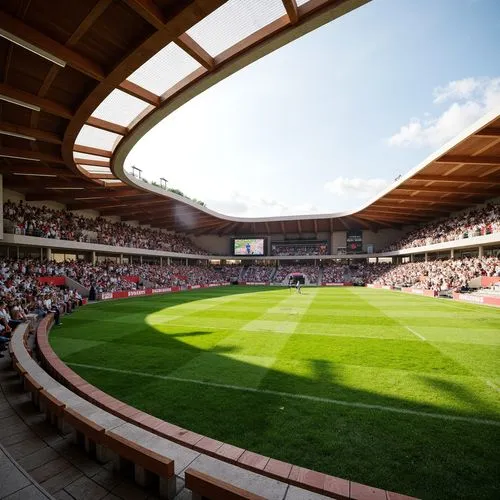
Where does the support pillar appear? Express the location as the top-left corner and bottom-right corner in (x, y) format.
(91, 251), (96, 265)
(120, 253), (123, 264)
(160, 257), (163, 267)
(424, 253), (428, 262)
(47, 247), (52, 260)
(478, 246), (484, 258)
(450, 248), (454, 259)
(140, 255), (143, 264)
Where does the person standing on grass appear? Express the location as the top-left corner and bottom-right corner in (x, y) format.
(296, 280), (302, 294)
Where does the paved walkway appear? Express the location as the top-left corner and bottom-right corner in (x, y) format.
(0, 352), (164, 500)
(0, 338), (332, 500)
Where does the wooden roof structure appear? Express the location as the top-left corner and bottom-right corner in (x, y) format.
(1, 0), (499, 236)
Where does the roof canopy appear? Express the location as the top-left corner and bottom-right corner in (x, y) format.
(1, 0), (499, 235)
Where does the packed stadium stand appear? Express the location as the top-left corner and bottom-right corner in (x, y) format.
(0, 0), (499, 499)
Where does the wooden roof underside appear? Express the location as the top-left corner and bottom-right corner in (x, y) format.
(1, 0), (499, 236)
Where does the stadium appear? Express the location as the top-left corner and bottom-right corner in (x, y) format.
(0, 1), (499, 500)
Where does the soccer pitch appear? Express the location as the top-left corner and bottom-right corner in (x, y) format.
(50, 287), (500, 499)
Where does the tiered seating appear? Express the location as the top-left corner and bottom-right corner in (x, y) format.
(384, 203), (500, 251)
(4, 200), (208, 255)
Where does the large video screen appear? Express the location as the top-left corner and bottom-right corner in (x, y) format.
(233, 238), (265, 256)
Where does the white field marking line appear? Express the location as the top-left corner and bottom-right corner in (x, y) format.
(67, 362), (500, 427)
(404, 328), (499, 395)
(155, 323), (500, 345)
(405, 326), (426, 341)
(484, 379), (500, 393)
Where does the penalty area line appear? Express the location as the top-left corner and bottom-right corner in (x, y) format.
(67, 362), (500, 427)
(405, 326), (426, 341)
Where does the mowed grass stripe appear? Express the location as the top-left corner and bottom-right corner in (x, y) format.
(66, 362), (500, 427)
(50, 287), (500, 500)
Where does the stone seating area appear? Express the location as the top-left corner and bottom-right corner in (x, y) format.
(1, 314), (418, 500)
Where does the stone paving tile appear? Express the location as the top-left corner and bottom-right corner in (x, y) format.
(111, 480), (150, 500)
(101, 494), (122, 500)
(17, 446), (60, 472)
(53, 491), (74, 500)
(7, 437), (48, 461)
(2, 484), (51, 500)
(39, 465), (84, 494)
(51, 438), (105, 477)
(92, 467), (125, 491)
(0, 461), (31, 498)
(30, 457), (72, 484)
(0, 406), (15, 419)
(64, 475), (109, 500)
(0, 428), (36, 447)
(172, 489), (191, 500)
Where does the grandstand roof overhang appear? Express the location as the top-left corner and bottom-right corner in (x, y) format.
(1, 0), (499, 236)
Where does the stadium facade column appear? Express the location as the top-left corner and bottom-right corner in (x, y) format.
(140, 255), (143, 264)
(92, 251), (96, 265)
(424, 252), (428, 262)
(450, 248), (454, 259)
(120, 253), (123, 264)
(478, 246), (484, 258)
(160, 256), (163, 267)
(46, 248), (51, 260)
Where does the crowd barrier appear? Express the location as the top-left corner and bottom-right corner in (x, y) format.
(452, 292), (500, 306)
(37, 276), (66, 286)
(98, 283), (230, 301)
(480, 276), (500, 287)
(367, 283), (500, 307)
(321, 282), (353, 286)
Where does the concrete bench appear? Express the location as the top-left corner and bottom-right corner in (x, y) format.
(23, 372), (42, 405)
(185, 468), (267, 500)
(105, 427), (176, 498)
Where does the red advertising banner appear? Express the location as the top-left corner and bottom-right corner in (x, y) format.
(481, 277), (500, 287)
(122, 275), (140, 283)
(452, 292), (500, 307)
(401, 288), (437, 297)
(98, 283), (230, 301)
(37, 277), (66, 286)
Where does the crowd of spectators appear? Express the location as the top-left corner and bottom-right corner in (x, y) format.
(3, 200), (207, 255)
(274, 263), (319, 284)
(372, 257), (500, 292)
(384, 204), (500, 251)
(0, 260), (84, 355)
(53, 261), (241, 292)
(0, 259), (242, 297)
(321, 262), (349, 283)
(271, 242), (328, 256)
(242, 265), (273, 283)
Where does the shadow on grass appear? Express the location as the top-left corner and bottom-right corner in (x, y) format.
(50, 286), (500, 500)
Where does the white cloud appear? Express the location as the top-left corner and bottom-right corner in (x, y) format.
(324, 177), (390, 199)
(432, 77), (482, 104)
(388, 76), (500, 148)
(207, 191), (328, 217)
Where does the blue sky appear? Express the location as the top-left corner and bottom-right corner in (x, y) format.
(125, 0), (500, 217)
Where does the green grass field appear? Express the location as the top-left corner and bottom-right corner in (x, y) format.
(50, 287), (500, 499)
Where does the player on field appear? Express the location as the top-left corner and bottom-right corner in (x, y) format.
(246, 242), (251, 254)
(296, 280), (302, 294)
